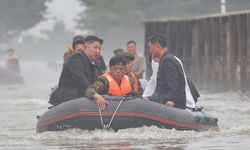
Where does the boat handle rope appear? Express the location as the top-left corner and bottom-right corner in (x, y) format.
(98, 96), (126, 130)
(98, 106), (104, 127)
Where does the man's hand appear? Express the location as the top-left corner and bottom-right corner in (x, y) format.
(142, 96), (149, 100)
(165, 100), (175, 107)
(136, 70), (145, 78)
(94, 94), (108, 110)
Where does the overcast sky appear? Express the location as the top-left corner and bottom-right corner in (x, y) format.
(22, 0), (85, 39)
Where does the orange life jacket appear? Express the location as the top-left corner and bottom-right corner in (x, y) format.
(103, 72), (132, 96)
(129, 72), (139, 93)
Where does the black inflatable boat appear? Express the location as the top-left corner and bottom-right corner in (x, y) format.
(0, 66), (24, 84)
(36, 96), (218, 133)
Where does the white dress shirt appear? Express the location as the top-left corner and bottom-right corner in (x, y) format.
(142, 57), (196, 109)
(142, 60), (159, 97)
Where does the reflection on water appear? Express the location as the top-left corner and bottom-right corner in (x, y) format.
(0, 61), (250, 149)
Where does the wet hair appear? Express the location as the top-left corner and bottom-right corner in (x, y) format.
(72, 35), (85, 49)
(113, 48), (125, 56)
(84, 35), (103, 45)
(119, 52), (134, 63)
(148, 35), (168, 47)
(127, 40), (136, 46)
(109, 56), (126, 67)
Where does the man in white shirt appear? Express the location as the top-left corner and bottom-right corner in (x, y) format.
(143, 35), (199, 109)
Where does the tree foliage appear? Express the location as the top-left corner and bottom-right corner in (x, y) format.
(77, 0), (220, 36)
(77, 0), (250, 60)
(77, 0), (222, 58)
(78, 0), (250, 36)
(0, 0), (49, 44)
(78, 0), (143, 37)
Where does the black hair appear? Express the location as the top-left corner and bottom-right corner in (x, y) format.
(109, 56), (126, 67)
(127, 40), (136, 46)
(84, 35), (103, 45)
(148, 35), (168, 47)
(113, 48), (125, 56)
(72, 35), (85, 49)
(120, 52), (134, 63)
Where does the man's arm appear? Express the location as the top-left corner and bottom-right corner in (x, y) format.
(137, 79), (143, 96)
(142, 60), (159, 99)
(85, 77), (108, 99)
(128, 77), (140, 96)
(85, 77), (109, 110)
(162, 58), (180, 105)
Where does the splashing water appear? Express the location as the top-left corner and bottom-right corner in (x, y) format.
(0, 61), (250, 149)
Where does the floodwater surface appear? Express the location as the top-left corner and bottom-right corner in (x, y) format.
(0, 61), (250, 150)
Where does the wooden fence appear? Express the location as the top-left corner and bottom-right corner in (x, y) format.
(144, 11), (250, 93)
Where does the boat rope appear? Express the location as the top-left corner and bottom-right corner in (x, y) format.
(106, 96), (126, 129)
(98, 105), (104, 127)
(98, 96), (126, 130)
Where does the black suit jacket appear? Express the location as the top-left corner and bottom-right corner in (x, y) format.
(149, 51), (186, 109)
(49, 51), (98, 106)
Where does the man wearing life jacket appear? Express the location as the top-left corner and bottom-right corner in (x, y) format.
(86, 56), (138, 110)
(120, 52), (143, 95)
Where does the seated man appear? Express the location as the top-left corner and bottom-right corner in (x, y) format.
(86, 56), (138, 110)
(148, 35), (196, 109)
(120, 52), (143, 95)
(49, 35), (103, 106)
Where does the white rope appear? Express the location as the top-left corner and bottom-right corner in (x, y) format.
(98, 105), (104, 127)
(98, 96), (126, 130)
(106, 96), (126, 129)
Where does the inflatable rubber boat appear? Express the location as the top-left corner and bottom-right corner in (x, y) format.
(0, 66), (24, 84)
(36, 96), (218, 133)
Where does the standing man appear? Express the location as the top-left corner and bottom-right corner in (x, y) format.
(6, 48), (20, 73)
(126, 40), (146, 79)
(148, 35), (196, 109)
(49, 35), (103, 106)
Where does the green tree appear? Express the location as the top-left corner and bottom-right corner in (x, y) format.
(0, 0), (49, 44)
(77, 0), (211, 58)
(77, 0), (250, 59)
(78, 0), (218, 36)
(78, 0), (250, 35)
(78, 0), (143, 37)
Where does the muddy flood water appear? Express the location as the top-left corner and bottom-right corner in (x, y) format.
(0, 61), (250, 150)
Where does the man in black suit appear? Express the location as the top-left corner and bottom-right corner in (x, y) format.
(148, 35), (188, 109)
(49, 35), (103, 106)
